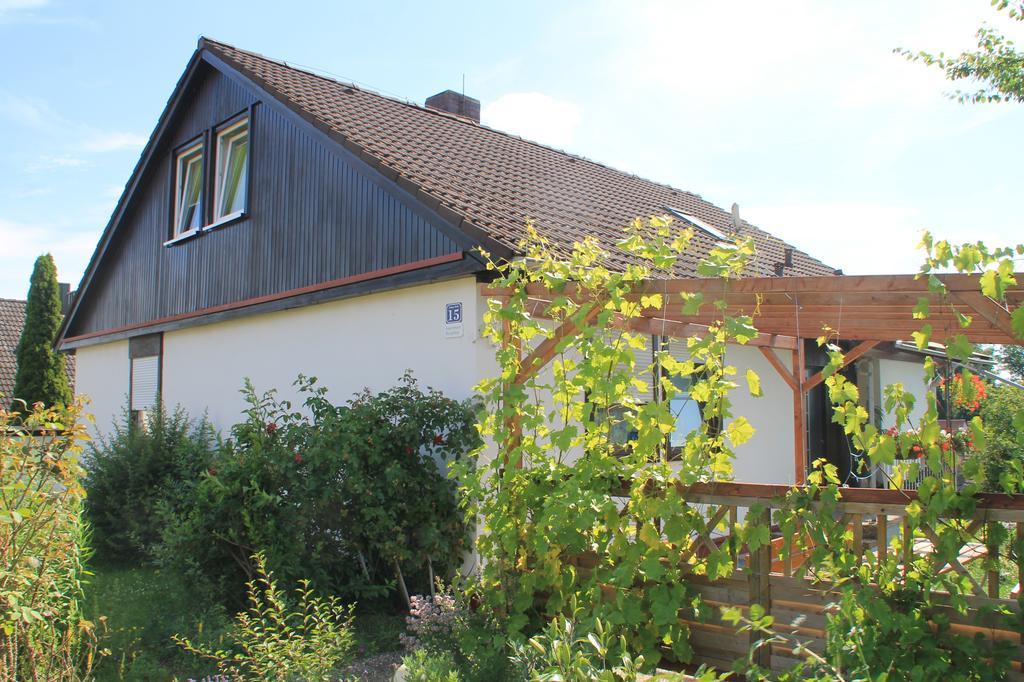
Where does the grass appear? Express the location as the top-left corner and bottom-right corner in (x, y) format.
(965, 551), (1021, 600)
(84, 563), (407, 681)
(84, 564), (229, 681)
(354, 611), (406, 658)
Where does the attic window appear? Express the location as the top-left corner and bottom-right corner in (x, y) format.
(174, 142), (204, 236)
(214, 117), (249, 219)
(665, 207), (729, 241)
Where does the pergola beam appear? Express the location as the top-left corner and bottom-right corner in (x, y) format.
(483, 272), (1024, 298)
(953, 291), (1019, 340)
(513, 301), (605, 386)
(481, 271), (1023, 488)
(759, 347), (797, 391)
(623, 317), (798, 350)
(802, 340), (881, 393)
(483, 272), (1024, 347)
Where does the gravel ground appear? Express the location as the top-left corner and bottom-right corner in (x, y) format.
(342, 650), (403, 682)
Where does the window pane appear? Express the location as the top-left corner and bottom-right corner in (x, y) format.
(668, 373), (702, 447)
(176, 149), (203, 234)
(669, 398), (701, 447)
(216, 121), (249, 218)
(608, 406), (637, 447)
(221, 138), (247, 215)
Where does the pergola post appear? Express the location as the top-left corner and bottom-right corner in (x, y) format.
(792, 342), (807, 485)
(501, 317), (523, 466)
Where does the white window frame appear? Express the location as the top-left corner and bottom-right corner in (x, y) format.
(213, 117), (249, 222)
(665, 207), (730, 241)
(173, 141), (205, 237)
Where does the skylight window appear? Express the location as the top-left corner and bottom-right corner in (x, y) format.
(665, 207), (729, 241)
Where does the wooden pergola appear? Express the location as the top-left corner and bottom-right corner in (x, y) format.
(482, 273), (1024, 485)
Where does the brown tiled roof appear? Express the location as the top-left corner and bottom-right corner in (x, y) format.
(0, 298), (75, 401)
(0, 299), (25, 400)
(203, 39), (835, 278)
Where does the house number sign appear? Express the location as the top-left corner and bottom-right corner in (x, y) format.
(444, 302), (464, 338)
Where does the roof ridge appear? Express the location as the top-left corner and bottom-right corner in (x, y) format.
(199, 37), (706, 203)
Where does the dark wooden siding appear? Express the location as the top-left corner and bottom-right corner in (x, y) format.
(69, 65), (463, 337)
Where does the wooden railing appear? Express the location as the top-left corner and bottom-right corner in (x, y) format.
(637, 482), (1024, 676)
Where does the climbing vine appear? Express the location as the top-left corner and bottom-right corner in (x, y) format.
(455, 218), (762, 666)
(460, 220), (1024, 678)
(730, 234), (1024, 680)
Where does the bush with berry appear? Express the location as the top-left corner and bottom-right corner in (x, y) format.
(154, 372), (478, 608)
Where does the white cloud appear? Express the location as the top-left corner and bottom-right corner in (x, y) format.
(103, 184), (124, 199)
(482, 92), (582, 149)
(0, 91), (60, 130)
(591, 0), (1008, 108)
(11, 186), (52, 199)
(745, 201), (1024, 279)
(82, 131), (147, 153)
(0, 218), (98, 298)
(743, 203), (928, 275)
(0, 0), (54, 25)
(0, 0), (46, 12)
(28, 155), (86, 172)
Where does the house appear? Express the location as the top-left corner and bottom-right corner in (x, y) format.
(58, 38), (940, 486)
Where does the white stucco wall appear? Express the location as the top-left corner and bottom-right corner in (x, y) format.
(876, 357), (931, 430)
(519, 338), (796, 484)
(73, 338), (129, 438)
(72, 278), (801, 486)
(727, 346), (796, 485)
(159, 277), (487, 434)
(72, 277), (491, 439)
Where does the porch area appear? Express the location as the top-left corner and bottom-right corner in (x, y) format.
(483, 269), (1024, 674)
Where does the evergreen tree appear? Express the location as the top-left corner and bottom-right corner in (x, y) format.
(12, 254), (71, 408)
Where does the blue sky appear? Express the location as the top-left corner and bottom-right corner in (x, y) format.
(1, 0), (1022, 298)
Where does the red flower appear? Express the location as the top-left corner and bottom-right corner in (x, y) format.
(294, 452), (302, 464)
(941, 372), (988, 414)
(433, 434), (444, 446)
(406, 446), (415, 455)
(266, 422), (278, 435)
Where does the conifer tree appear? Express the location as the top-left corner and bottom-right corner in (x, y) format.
(12, 254), (71, 408)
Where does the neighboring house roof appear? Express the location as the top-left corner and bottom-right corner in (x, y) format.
(201, 39), (835, 279)
(0, 297), (75, 400)
(0, 298), (25, 400)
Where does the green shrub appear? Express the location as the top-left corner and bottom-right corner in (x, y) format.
(84, 404), (218, 564)
(158, 373), (477, 608)
(402, 649), (462, 682)
(1, 400), (101, 681)
(155, 377), (367, 607)
(175, 552), (356, 682)
(974, 384), (1024, 491)
(327, 370), (479, 602)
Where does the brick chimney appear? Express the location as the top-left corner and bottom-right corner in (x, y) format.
(425, 89), (480, 123)
(58, 282), (72, 314)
